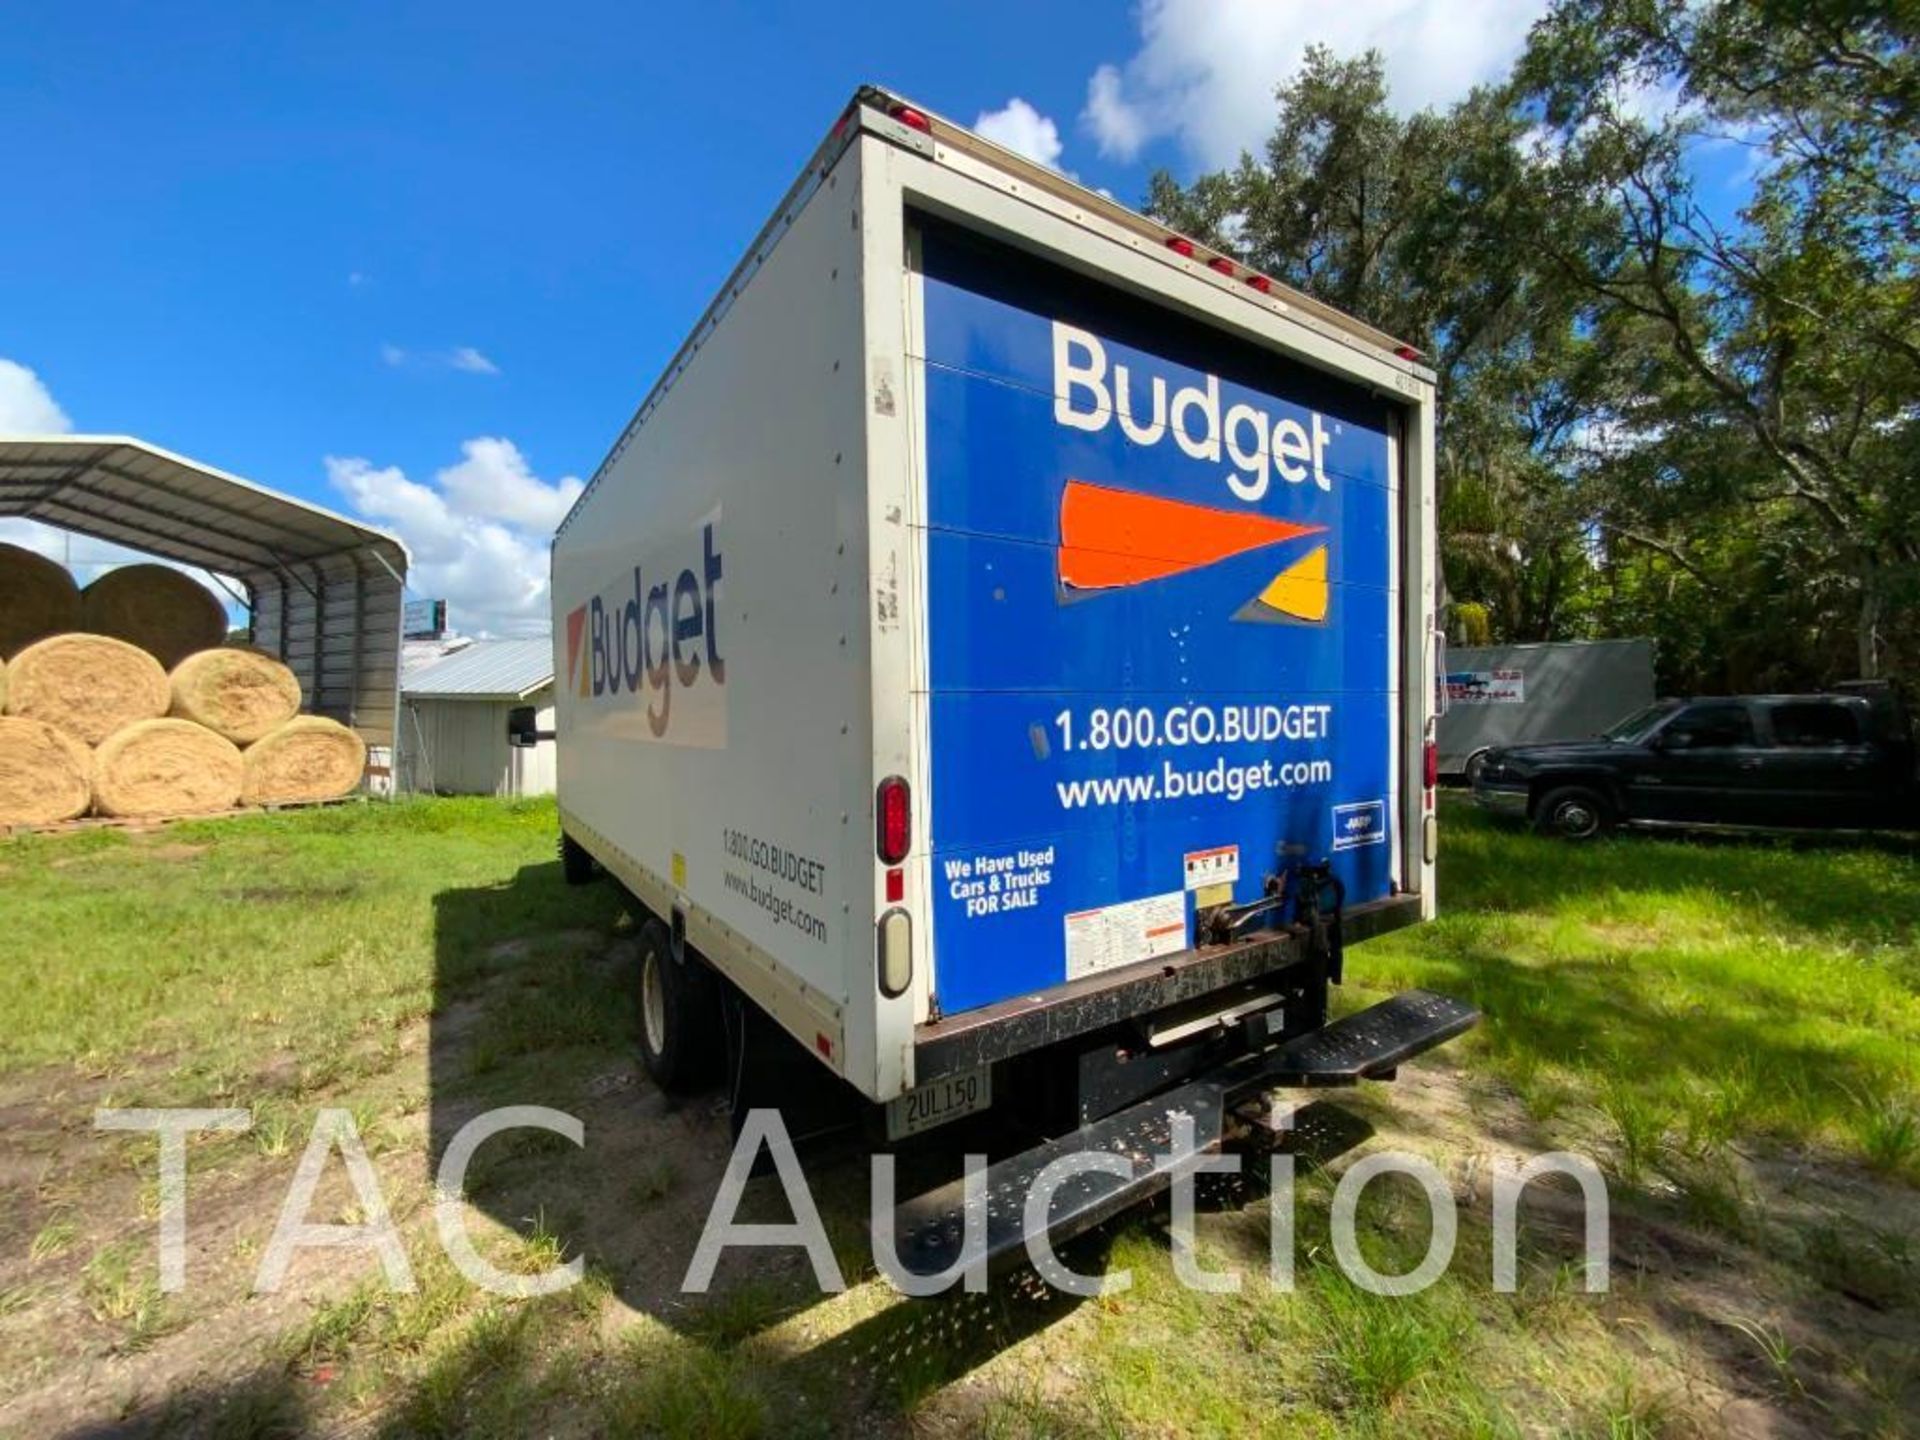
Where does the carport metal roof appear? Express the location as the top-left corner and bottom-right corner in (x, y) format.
(0, 435), (411, 756)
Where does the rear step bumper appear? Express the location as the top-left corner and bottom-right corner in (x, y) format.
(888, 989), (1478, 1280)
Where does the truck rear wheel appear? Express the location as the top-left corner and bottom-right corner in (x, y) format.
(635, 918), (720, 1092)
(560, 832), (598, 886)
(1534, 785), (1612, 840)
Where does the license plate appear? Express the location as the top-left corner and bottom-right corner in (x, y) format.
(886, 1066), (992, 1140)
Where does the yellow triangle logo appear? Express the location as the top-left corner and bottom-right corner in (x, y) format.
(1256, 544), (1329, 622)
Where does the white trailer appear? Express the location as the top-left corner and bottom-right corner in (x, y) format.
(539, 88), (1474, 1270)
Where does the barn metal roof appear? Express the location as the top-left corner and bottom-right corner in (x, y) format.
(401, 638), (553, 701)
(0, 435), (408, 580)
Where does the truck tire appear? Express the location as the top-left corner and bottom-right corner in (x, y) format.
(560, 832), (598, 886)
(1534, 785), (1612, 841)
(635, 917), (720, 1092)
(1463, 749), (1492, 786)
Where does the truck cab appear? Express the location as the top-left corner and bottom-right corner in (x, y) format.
(1472, 690), (1919, 837)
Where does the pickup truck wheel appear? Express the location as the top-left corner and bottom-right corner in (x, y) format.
(1463, 750), (1492, 786)
(1534, 785), (1612, 840)
(559, 832), (598, 886)
(635, 918), (719, 1092)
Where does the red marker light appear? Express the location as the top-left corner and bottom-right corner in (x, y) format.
(1423, 741), (1439, 790)
(1165, 236), (1195, 258)
(877, 776), (911, 864)
(1208, 256), (1235, 275)
(885, 868), (905, 903)
(1244, 274), (1272, 293)
(889, 104), (932, 133)
(1395, 344), (1422, 361)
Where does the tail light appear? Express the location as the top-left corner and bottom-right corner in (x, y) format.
(877, 776), (911, 864)
(878, 908), (912, 997)
(1423, 741), (1439, 790)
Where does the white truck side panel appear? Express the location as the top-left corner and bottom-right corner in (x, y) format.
(553, 145), (880, 1088)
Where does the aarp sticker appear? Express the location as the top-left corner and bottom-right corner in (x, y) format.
(1331, 800), (1387, 852)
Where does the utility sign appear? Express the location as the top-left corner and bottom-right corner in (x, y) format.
(1446, 668), (1525, 704)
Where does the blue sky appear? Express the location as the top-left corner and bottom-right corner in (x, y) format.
(3, 0), (1696, 634)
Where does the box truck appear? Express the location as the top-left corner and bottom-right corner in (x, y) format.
(534, 87), (1476, 1275)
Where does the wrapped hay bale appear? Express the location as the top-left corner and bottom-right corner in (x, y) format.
(0, 542), (82, 658)
(93, 718), (243, 818)
(170, 648), (302, 744)
(0, 716), (93, 826)
(80, 564), (227, 669)
(5, 633), (170, 745)
(242, 715), (366, 805)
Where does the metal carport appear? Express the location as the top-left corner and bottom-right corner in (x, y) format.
(0, 435), (410, 766)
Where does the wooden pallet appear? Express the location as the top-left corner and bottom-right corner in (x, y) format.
(5, 794), (368, 839)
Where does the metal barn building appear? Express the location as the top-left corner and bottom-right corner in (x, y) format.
(397, 638), (555, 796)
(0, 436), (410, 784)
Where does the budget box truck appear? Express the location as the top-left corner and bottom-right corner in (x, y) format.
(535, 87), (1476, 1274)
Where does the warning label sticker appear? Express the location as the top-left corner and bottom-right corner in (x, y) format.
(1064, 891), (1187, 981)
(1182, 844), (1240, 891)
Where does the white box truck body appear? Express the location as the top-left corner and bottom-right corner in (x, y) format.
(547, 91), (1468, 1205)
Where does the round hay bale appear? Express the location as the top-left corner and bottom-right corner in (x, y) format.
(93, 718), (243, 818)
(0, 542), (81, 658)
(169, 648), (303, 744)
(242, 716), (366, 805)
(5, 633), (170, 745)
(0, 716), (93, 826)
(0, 653), (7, 712)
(80, 564), (227, 669)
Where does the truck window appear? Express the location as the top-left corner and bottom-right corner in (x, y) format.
(1770, 701), (1860, 747)
(1663, 702), (1755, 748)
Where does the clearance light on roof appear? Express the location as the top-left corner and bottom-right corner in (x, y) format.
(1165, 236), (1195, 258)
(1395, 344), (1422, 361)
(1244, 274), (1273, 294)
(889, 104), (932, 133)
(1208, 256), (1235, 275)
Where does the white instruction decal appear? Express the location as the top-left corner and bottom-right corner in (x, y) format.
(1182, 844), (1240, 891)
(1064, 891), (1187, 981)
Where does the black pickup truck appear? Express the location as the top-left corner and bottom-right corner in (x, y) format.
(1471, 686), (1920, 838)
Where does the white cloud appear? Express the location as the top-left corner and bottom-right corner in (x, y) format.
(328, 440), (581, 638)
(381, 343), (501, 376)
(974, 97), (1065, 169)
(448, 345), (500, 376)
(437, 437), (583, 533)
(0, 358), (73, 434)
(1082, 0), (1551, 169)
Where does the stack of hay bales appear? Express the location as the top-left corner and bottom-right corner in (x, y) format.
(0, 550), (367, 826)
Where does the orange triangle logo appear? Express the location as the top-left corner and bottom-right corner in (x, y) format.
(1058, 480), (1326, 591)
(566, 606), (589, 696)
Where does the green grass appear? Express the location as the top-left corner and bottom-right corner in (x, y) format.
(0, 796), (623, 1102)
(2, 794), (1917, 1437)
(1361, 803), (1920, 1183)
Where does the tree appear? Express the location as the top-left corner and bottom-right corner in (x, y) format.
(1516, 0), (1920, 678)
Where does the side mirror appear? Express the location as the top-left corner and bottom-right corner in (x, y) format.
(507, 705), (539, 749)
(1656, 729), (1691, 752)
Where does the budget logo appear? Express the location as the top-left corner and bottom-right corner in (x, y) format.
(1050, 321), (1336, 623)
(1056, 481), (1331, 623)
(564, 515), (728, 748)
